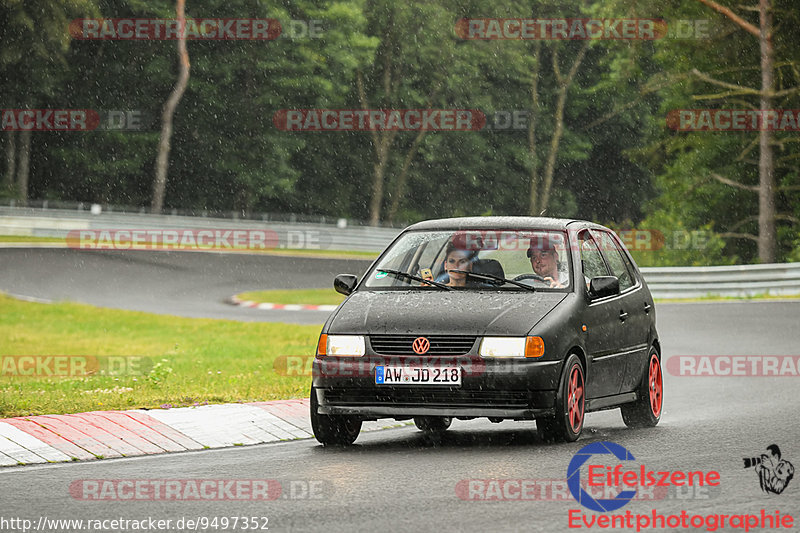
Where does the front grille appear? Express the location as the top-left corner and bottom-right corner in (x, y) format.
(369, 335), (477, 356)
(324, 389), (529, 408)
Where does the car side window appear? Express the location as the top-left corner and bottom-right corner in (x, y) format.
(417, 234), (449, 273)
(579, 231), (609, 280)
(616, 241), (639, 286)
(595, 231), (635, 291)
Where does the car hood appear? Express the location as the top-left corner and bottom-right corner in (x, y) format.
(327, 290), (568, 336)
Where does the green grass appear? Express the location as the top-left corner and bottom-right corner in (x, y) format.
(0, 294), (322, 417)
(0, 235), (64, 243)
(237, 288), (346, 306)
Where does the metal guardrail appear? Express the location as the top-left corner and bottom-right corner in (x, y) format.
(640, 263), (800, 299)
(0, 199), (408, 229)
(0, 206), (401, 253)
(2, 207), (799, 298)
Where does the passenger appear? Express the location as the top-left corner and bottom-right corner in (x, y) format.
(528, 236), (569, 288)
(443, 242), (476, 287)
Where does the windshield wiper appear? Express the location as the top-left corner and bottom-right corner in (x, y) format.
(448, 269), (536, 291)
(376, 269), (452, 290)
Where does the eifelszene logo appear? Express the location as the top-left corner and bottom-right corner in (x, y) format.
(567, 441), (721, 512)
(568, 441), (637, 512)
(744, 444), (794, 495)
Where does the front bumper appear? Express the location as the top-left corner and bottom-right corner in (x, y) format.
(312, 356), (561, 420)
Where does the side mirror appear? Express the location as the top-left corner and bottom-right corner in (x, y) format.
(334, 274), (358, 296)
(588, 276), (620, 299)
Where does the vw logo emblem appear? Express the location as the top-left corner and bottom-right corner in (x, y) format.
(412, 337), (430, 354)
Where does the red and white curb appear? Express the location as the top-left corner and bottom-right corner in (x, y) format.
(0, 399), (408, 466)
(230, 295), (338, 312)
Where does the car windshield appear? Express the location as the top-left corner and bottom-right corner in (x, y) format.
(364, 229), (571, 291)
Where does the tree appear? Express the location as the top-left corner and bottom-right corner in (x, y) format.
(527, 40), (589, 215)
(357, 0), (543, 225)
(169, 0), (377, 214)
(151, 0), (189, 213)
(355, 1), (453, 225)
(642, 0), (800, 263)
(692, 0), (794, 262)
(3, 131), (15, 191)
(0, 0), (99, 204)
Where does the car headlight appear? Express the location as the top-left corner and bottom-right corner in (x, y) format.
(322, 335), (366, 357)
(479, 336), (545, 358)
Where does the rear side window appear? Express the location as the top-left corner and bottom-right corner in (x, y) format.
(596, 231), (636, 291)
(579, 231), (609, 280)
(616, 240), (639, 285)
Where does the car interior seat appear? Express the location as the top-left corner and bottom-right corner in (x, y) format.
(433, 257), (505, 286)
(472, 258), (505, 280)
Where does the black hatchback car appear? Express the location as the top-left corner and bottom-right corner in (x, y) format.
(310, 217), (662, 445)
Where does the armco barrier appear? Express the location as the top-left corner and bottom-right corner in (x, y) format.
(0, 207), (399, 253)
(640, 263), (800, 299)
(1, 207), (799, 299)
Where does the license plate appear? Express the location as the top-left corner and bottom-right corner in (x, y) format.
(375, 366), (461, 385)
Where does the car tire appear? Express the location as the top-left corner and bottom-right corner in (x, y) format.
(310, 387), (362, 445)
(621, 349), (663, 428)
(413, 416), (452, 433)
(537, 354), (585, 443)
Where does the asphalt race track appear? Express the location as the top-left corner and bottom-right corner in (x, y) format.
(0, 248), (373, 324)
(2, 247), (800, 532)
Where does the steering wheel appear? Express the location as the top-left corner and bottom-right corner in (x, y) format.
(512, 273), (546, 282)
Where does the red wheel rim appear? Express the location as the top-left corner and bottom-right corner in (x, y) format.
(567, 364), (584, 433)
(648, 354), (663, 418)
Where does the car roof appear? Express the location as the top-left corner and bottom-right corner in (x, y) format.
(405, 216), (606, 232)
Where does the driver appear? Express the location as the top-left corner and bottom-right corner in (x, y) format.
(528, 236), (568, 288)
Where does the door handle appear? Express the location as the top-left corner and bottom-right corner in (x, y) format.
(644, 303), (652, 314)
(619, 310), (629, 322)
